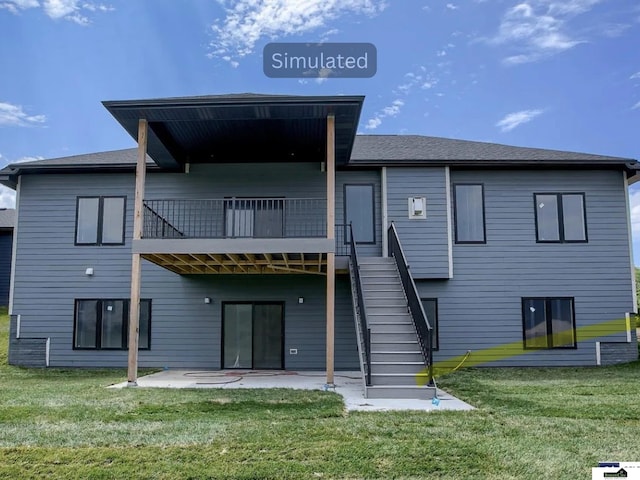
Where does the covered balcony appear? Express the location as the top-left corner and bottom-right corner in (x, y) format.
(137, 197), (348, 275)
(103, 93), (364, 386)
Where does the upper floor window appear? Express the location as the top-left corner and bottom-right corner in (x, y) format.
(74, 299), (151, 350)
(75, 196), (126, 245)
(534, 193), (587, 243)
(454, 184), (485, 243)
(522, 297), (576, 349)
(345, 184), (375, 244)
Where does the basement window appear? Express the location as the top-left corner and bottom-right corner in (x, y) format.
(522, 297), (576, 349)
(74, 299), (151, 350)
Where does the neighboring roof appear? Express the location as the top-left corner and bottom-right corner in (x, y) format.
(0, 209), (15, 230)
(351, 135), (636, 165)
(103, 93), (364, 169)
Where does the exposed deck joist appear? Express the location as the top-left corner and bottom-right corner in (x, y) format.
(142, 252), (328, 275)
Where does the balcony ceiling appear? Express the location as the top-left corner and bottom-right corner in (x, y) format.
(141, 252), (328, 275)
(103, 94), (364, 170)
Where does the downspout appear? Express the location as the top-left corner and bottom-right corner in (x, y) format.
(445, 166), (454, 279)
(623, 171), (637, 313)
(8, 175), (20, 314)
(381, 167), (388, 257)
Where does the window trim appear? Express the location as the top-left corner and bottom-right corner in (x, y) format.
(73, 298), (151, 350)
(533, 192), (588, 244)
(343, 183), (376, 245)
(453, 183), (487, 244)
(75, 196), (127, 246)
(521, 297), (577, 350)
(420, 297), (439, 351)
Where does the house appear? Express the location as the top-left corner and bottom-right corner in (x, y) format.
(2, 94), (638, 398)
(0, 208), (15, 306)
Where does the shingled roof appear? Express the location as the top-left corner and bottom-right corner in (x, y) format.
(0, 135), (636, 187)
(0, 209), (15, 230)
(351, 135), (635, 164)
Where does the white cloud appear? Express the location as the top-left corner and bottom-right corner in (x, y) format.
(209, 0), (387, 61)
(446, 3), (458, 10)
(496, 109), (544, 132)
(436, 50), (447, 57)
(0, 153), (43, 208)
(1, 0), (112, 23)
(0, 0), (37, 13)
(631, 72), (640, 80)
(365, 99), (404, 130)
(489, 1), (599, 65)
(545, 0), (601, 16)
(0, 102), (46, 127)
(0, 187), (16, 209)
(632, 101), (640, 110)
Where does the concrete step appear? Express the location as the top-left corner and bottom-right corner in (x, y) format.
(371, 372), (431, 386)
(371, 361), (427, 374)
(365, 385), (436, 400)
(371, 341), (421, 352)
(371, 351), (424, 362)
(370, 332), (418, 343)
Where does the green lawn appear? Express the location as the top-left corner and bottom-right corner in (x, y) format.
(1, 310), (639, 479)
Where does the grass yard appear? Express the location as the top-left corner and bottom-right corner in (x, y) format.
(1, 310), (639, 479)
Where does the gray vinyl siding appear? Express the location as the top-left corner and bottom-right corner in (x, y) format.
(0, 232), (12, 305)
(387, 167), (450, 278)
(146, 162), (326, 200)
(419, 169), (635, 367)
(10, 168), (359, 369)
(335, 170), (382, 257)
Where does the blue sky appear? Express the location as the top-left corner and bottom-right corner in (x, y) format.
(1, 0), (639, 260)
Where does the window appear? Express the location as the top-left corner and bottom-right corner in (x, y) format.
(534, 193), (587, 243)
(420, 298), (439, 351)
(454, 184), (486, 243)
(74, 299), (151, 350)
(75, 196), (126, 245)
(522, 298), (576, 349)
(344, 184), (375, 244)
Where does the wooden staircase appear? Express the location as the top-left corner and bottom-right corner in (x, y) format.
(351, 256), (436, 399)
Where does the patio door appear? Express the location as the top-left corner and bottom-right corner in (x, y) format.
(224, 198), (284, 238)
(222, 302), (284, 369)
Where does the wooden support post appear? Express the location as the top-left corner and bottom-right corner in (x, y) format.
(326, 114), (336, 386)
(127, 118), (148, 386)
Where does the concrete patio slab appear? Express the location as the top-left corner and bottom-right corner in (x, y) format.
(109, 370), (474, 412)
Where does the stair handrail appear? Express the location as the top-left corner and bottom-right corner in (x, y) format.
(387, 222), (434, 386)
(348, 222), (372, 386)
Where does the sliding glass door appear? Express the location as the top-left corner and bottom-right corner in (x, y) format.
(222, 302), (284, 369)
